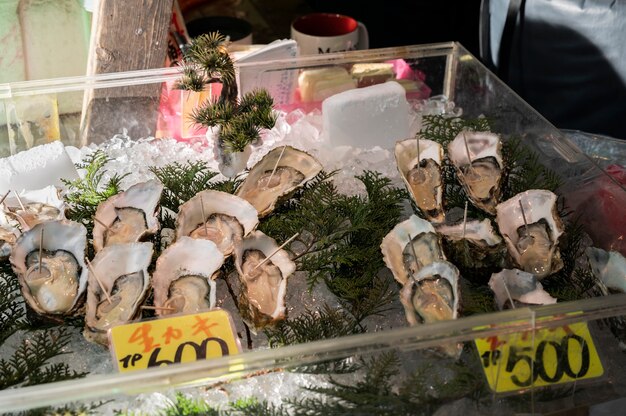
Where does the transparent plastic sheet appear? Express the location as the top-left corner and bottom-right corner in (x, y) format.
(0, 43), (625, 414)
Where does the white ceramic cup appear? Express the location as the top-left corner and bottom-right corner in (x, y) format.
(290, 13), (369, 55)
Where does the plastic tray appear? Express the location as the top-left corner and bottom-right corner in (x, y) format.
(0, 42), (625, 414)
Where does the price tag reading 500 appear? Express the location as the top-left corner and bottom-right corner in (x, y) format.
(475, 320), (604, 393)
(109, 309), (241, 373)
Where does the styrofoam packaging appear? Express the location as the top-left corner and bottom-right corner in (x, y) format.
(322, 81), (410, 148)
(0, 141), (79, 194)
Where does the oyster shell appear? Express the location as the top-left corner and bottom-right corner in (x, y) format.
(175, 190), (258, 257)
(84, 242), (153, 345)
(395, 138), (444, 223)
(2, 186), (65, 230)
(234, 230), (296, 331)
(92, 180), (163, 253)
(496, 190), (564, 279)
(489, 268), (556, 310)
(448, 131), (504, 214)
(153, 237), (224, 316)
(586, 247), (626, 294)
(235, 146), (323, 217)
(10, 220), (87, 316)
(381, 214), (446, 285)
(400, 261), (460, 325)
(437, 218), (505, 269)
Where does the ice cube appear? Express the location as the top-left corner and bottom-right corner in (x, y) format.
(322, 81), (410, 149)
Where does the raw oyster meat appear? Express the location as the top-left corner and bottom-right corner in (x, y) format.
(437, 218), (502, 248)
(395, 138), (444, 223)
(10, 220), (88, 316)
(586, 247), (626, 294)
(381, 214), (446, 285)
(84, 242), (153, 345)
(234, 230), (296, 331)
(235, 146), (322, 217)
(400, 261), (460, 326)
(2, 186), (65, 230)
(176, 190), (258, 257)
(448, 131), (504, 214)
(93, 180), (163, 253)
(489, 269), (556, 310)
(496, 190), (564, 279)
(153, 237), (224, 316)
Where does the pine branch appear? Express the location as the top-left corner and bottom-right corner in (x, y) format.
(229, 397), (286, 416)
(62, 150), (127, 226)
(162, 392), (219, 416)
(149, 161), (219, 213)
(0, 327), (87, 390)
(174, 62), (206, 92)
(265, 304), (365, 348)
(0, 270), (27, 346)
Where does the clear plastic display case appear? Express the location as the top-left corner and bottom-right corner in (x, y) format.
(0, 42), (624, 414)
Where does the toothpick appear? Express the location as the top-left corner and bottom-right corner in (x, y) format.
(416, 135), (421, 174)
(0, 190), (10, 207)
(13, 191), (25, 211)
(462, 131), (472, 165)
(86, 258), (112, 304)
(408, 233), (420, 273)
(500, 274), (516, 310)
(93, 217), (110, 231)
(38, 229), (44, 274)
(518, 199), (530, 235)
(141, 305), (175, 311)
(200, 195), (208, 237)
(252, 232), (299, 271)
(462, 201), (468, 240)
(267, 145), (287, 186)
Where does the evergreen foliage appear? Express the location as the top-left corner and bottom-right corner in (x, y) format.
(62, 150), (127, 226)
(0, 267), (27, 346)
(176, 31), (276, 153)
(0, 327), (86, 390)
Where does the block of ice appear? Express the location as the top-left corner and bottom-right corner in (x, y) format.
(322, 81), (410, 149)
(0, 141), (79, 194)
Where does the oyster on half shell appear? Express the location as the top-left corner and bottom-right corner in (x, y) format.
(10, 220), (88, 317)
(235, 146), (322, 218)
(176, 190), (258, 257)
(496, 190), (564, 279)
(395, 138), (444, 223)
(437, 218), (505, 269)
(400, 261), (460, 326)
(448, 131), (503, 214)
(92, 180), (163, 253)
(153, 237), (224, 316)
(489, 268), (556, 310)
(234, 230), (296, 331)
(2, 186), (65, 230)
(381, 215), (446, 286)
(84, 242), (153, 345)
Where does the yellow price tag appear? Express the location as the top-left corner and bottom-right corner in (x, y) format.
(475, 319), (604, 393)
(109, 309), (241, 373)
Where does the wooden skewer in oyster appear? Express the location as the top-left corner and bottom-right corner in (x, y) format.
(235, 231), (296, 332)
(235, 146), (323, 218)
(10, 220), (88, 317)
(84, 242), (153, 345)
(152, 237), (224, 317)
(496, 190), (564, 279)
(4, 187), (65, 230)
(394, 138), (445, 223)
(176, 190), (259, 257)
(381, 215), (446, 286)
(0, 190), (10, 207)
(448, 131), (504, 215)
(92, 180), (163, 253)
(489, 269), (556, 310)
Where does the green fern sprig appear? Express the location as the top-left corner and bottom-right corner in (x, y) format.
(0, 269), (27, 346)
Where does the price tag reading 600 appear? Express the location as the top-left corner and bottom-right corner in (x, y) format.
(475, 320), (604, 393)
(109, 309), (241, 373)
